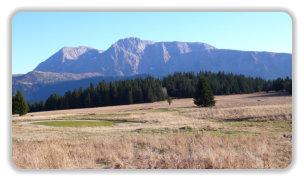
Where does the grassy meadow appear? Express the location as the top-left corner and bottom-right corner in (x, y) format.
(12, 92), (292, 169)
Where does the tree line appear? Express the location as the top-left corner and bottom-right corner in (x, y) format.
(163, 72), (292, 98)
(29, 77), (166, 112)
(12, 71), (292, 115)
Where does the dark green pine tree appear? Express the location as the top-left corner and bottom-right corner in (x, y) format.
(127, 89), (133, 104)
(194, 77), (215, 107)
(84, 92), (91, 107)
(146, 88), (155, 102)
(45, 94), (60, 110)
(12, 90), (29, 115)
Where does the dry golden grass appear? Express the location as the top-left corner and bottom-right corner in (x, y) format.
(12, 92), (292, 169)
(12, 133), (291, 169)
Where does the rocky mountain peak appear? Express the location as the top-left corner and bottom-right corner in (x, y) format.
(112, 37), (155, 54)
(61, 46), (95, 61)
(33, 37), (291, 80)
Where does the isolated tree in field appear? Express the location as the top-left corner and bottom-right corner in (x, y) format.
(167, 96), (172, 106)
(194, 77), (215, 107)
(12, 90), (28, 115)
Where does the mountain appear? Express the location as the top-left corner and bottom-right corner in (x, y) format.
(13, 37), (292, 103)
(34, 37), (292, 80)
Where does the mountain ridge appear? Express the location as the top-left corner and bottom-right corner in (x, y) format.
(13, 37), (292, 103)
(33, 37), (291, 80)
(13, 71), (103, 85)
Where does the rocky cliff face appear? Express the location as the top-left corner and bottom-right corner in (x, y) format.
(33, 37), (292, 80)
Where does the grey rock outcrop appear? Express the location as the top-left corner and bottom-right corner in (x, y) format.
(34, 37), (292, 80)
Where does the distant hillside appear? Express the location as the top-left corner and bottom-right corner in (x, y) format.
(13, 71), (103, 85)
(12, 72), (149, 103)
(34, 37), (292, 80)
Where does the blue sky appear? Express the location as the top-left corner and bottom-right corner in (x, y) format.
(12, 12), (292, 74)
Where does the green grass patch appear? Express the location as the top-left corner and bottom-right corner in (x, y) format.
(221, 119), (292, 133)
(58, 113), (131, 120)
(55, 113), (148, 123)
(269, 121), (292, 133)
(32, 120), (116, 127)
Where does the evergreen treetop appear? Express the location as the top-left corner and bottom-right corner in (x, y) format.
(194, 77), (215, 107)
(12, 90), (28, 115)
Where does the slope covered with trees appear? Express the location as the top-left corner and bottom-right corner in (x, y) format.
(27, 71), (292, 112)
(163, 72), (292, 98)
(29, 77), (165, 112)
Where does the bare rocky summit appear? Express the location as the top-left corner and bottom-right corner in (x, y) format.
(34, 37), (292, 80)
